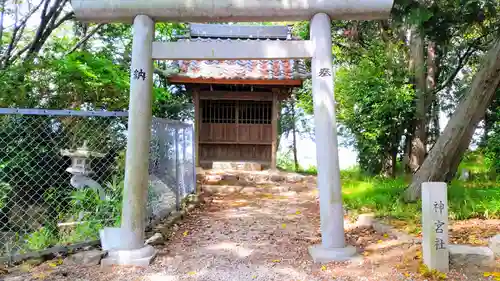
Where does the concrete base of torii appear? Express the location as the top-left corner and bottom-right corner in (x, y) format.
(308, 245), (357, 263)
(99, 227), (156, 267)
(101, 246), (156, 267)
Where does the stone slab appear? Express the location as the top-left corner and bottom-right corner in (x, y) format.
(308, 244), (357, 263)
(101, 255), (155, 268)
(356, 213), (375, 227)
(488, 234), (500, 258)
(202, 184), (295, 195)
(212, 162), (262, 171)
(64, 250), (103, 266)
(145, 233), (165, 246)
(449, 245), (494, 267)
(101, 245), (156, 268)
(421, 182), (449, 273)
(372, 221), (420, 243)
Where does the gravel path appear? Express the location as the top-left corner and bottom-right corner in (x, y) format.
(3, 188), (497, 281)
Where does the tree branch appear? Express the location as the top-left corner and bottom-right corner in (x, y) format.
(432, 45), (475, 94)
(66, 23), (105, 55)
(25, 0), (67, 58)
(25, 8), (74, 61)
(41, 0), (51, 18)
(1, 1), (44, 67)
(432, 27), (500, 95)
(53, 11), (74, 30)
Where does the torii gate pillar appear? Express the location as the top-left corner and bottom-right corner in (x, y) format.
(72, 0), (394, 268)
(308, 13), (356, 262)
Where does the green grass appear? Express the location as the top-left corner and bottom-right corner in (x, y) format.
(339, 167), (499, 233)
(277, 152), (499, 232)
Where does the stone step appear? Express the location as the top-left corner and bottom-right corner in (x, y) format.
(202, 183), (310, 195)
(212, 162), (262, 171)
(198, 171), (316, 187)
(449, 245), (495, 268)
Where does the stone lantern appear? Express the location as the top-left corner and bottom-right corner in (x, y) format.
(61, 141), (105, 176)
(61, 141), (106, 200)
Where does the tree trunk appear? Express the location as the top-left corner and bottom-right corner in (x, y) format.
(430, 99), (440, 145)
(0, 0), (5, 52)
(404, 39), (500, 202)
(409, 26), (427, 171)
(403, 125), (414, 173)
(391, 148), (398, 178)
(444, 130), (473, 182)
(290, 98), (299, 172)
(426, 40), (441, 146)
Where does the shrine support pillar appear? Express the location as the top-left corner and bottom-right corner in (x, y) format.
(308, 13), (356, 262)
(100, 15), (156, 267)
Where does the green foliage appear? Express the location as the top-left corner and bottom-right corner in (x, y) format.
(25, 227), (59, 251)
(279, 95), (312, 141)
(0, 51), (130, 110)
(277, 152), (317, 175)
(153, 88), (194, 121)
(458, 149), (499, 182)
(23, 177), (124, 249)
(484, 107), (500, 178)
(342, 168), (500, 231)
(448, 180), (500, 220)
(0, 182), (11, 209)
(335, 43), (414, 174)
(50, 52), (130, 110)
(485, 141), (500, 178)
(342, 170), (420, 223)
(66, 178), (123, 226)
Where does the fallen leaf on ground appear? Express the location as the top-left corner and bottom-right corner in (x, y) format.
(272, 259), (281, 263)
(321, 265), (327, 271)
(295, 211), (301, 215)
(33, 273), (48, 280)
(281, 223), (287, 229)
(187, 271), (196, 275)
(183, 231), (189, 237)
(48, 259), (63, 268)
(20, 264), (33, 273)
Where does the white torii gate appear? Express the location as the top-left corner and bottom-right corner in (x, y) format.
(71, 0), (394, 267)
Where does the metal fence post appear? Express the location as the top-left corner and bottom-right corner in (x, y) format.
(157, 119), (167, 179)
(182, 127), (188, 196)
(174, 126), (181, 211)
(191, 125), (196, 194)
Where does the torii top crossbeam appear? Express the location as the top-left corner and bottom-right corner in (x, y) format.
(71, 0), (394, 23)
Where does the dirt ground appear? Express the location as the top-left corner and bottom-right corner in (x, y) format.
(2, 188), (499, 281)
(387, 218), (500, 247)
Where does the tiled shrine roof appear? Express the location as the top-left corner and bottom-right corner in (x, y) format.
(166, 23), (311, 83)
(167, 38), (310, 81)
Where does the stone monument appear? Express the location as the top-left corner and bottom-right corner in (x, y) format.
(422, 182), (449, 273)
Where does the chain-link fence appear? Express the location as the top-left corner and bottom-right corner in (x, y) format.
(0, 108), (194, 262)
